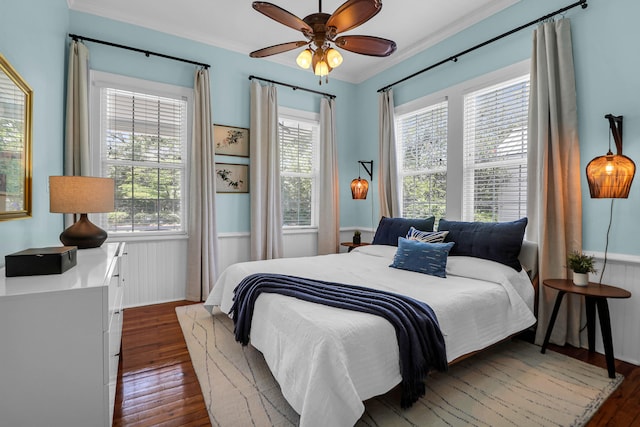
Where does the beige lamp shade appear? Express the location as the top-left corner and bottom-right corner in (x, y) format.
(49, 176), (115, 213)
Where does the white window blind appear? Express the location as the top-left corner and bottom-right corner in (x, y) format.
(463, 75), (530, 222)
(396, 100), (448, 220)
(279, 114), (319, 227)
(99, 86), (188, 233)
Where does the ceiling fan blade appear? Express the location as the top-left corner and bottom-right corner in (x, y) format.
(250, 41), (308, 58)
(252, 2), (313, 33)
(335, 35), (396, 57)
(326, 0), (382, 34)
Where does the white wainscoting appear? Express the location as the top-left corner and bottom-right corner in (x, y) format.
(118, 237), (189, 308)
(582, 252), (640, 366)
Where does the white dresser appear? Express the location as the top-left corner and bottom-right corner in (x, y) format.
(0, 242), (126, 427)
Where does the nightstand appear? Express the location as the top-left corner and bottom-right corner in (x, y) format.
(340, 242), (371, 252)
(540, 278), (631, 378)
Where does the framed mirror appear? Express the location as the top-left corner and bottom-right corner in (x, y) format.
(0, 53), (32, 220)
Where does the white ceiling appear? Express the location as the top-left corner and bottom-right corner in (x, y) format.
(67, 0), (519, 84)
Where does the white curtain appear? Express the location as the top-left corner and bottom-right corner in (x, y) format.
(378, 89), (400, 218)
(65, 40), (90, 176)
(318, 97), (340, 255)
(527, 19), (583, 346)
(187, 68), (219, 301)
(250, 81), (283, 260)
(64, 40), (91, 226)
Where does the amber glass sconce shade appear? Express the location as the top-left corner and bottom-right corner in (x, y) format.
(351, 161), (373, 200)
(351, 178), (369, 199)
(586, 114), (636, 198)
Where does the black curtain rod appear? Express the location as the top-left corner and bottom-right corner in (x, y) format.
(249, 75), (336, 99)
(378, 0), (588, 93)
(68, 33), (210, 69)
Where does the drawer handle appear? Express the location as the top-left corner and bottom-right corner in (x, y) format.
(113, 274), (120, 278)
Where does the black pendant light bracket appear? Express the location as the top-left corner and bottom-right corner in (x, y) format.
(605, 114), (623, 154)
(358, 160), (374, 180)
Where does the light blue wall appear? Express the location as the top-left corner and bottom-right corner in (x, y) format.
(68, 10), (359, 234)
(1, 0), (638, 263)
(0, 0), (69, 260)
(352, 0), (640, 256)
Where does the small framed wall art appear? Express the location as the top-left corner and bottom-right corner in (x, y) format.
(215, 163), (249, 193)
(213, 124), (249, 157)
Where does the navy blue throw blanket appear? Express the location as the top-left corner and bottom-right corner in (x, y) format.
(229, 273), (448, 408)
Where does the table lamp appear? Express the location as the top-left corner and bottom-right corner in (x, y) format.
(49, 176), (115, 249)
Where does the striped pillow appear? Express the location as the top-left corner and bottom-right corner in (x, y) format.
(406, 227), (449, 243)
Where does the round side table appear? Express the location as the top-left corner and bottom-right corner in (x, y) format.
(541, 278), (631, 378)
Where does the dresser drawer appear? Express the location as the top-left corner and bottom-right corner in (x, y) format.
(104, 289), (123, 385)
(105, 255), (124, 330)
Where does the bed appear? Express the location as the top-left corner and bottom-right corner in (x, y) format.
(204, 219), (537, 427)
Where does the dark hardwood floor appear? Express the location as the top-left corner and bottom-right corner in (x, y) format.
(113, 301), (640, 427)
(113, 301), (210, 427)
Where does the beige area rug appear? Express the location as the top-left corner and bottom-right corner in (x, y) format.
(176, 303), (623, 427)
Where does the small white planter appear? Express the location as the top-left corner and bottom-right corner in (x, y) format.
(572, 271), (589, 286)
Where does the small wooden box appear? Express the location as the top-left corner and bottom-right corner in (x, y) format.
(5, 246), (78, 277)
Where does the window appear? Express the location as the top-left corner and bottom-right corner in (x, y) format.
(278, 108), (320, 227)
(91, 72), (191, 234)
(395, 61), (530, 222)
(463, 76), (530, 222)
(396, 100), (448, 220)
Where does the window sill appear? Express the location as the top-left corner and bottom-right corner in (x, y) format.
(106, 232), (189, 243)
(283, 226), (318, 235)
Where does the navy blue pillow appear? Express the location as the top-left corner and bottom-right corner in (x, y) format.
(438, 217), (527, 271)
(390, 238), (455, 278)
(372, 216), (435, 246)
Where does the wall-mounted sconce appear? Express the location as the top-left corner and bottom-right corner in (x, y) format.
(586, 114), (636, 198)
(585, 114), (636, 284)
(350, 160), (373, 200)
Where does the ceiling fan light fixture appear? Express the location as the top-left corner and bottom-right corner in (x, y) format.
(326, 48), (343, 68)
(314, 60), (330, 77)
(249, 0), (396, 84)
(296, 48), (313, 69)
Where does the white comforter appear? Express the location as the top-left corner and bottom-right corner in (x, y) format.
(204, 245), (536, 427)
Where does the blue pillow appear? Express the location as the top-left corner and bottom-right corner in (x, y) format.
(389, 238), (455, 278)
(438, 217), (527, 271)
(372, 216), (435, 246)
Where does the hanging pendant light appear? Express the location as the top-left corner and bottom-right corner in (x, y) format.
(586, 114), (636, 198)
(351, 161), (374, 200)
(351, 177), (369, 199)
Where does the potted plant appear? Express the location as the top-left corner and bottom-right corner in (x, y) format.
(353, 230), (361, 245)
(567, 250), (596, 286)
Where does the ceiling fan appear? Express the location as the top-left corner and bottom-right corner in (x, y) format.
(249, 0), (397, 84)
